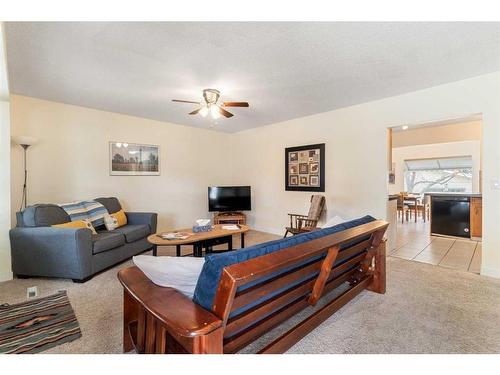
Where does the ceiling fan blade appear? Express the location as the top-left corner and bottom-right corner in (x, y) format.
(222, 102), (249, 107)
(189, 108), (201, 115)
(172, 99), (201, 104)
(218, 106), (234, 118)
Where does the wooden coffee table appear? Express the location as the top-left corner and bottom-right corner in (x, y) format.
(147, 224), (250, 257)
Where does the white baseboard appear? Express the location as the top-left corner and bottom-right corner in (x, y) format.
(0, 270), (13, 283)
(481, 267), (500, 279)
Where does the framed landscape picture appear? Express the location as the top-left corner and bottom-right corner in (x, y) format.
(109, 142), (160, 176)
(285, 143), (325, 191)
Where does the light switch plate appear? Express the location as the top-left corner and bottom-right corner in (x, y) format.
(27, 286), (38, 299)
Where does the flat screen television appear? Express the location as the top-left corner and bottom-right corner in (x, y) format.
(208, 186), (251, 212)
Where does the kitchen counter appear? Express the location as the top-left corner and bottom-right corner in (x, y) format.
(425, 192), (482, 197)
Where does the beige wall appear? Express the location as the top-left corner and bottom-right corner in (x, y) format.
(10, 95), (233, 234)
(230, 72), (500, 278)
(388, 141), (482, 195)
(392, 120), (482, 147)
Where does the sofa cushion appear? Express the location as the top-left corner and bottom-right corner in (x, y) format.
(192, 215), (376, 312)
(15, 212), (25, 227)
(22, 204), (70, 227)
(92, 232), (126, 254)
(95, 197), (122, 214)
(113, 224), (150, 243)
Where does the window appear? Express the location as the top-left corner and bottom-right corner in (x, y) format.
(403, 156), (473, 194)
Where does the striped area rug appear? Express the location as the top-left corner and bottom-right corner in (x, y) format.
(0, 291), (81, 354)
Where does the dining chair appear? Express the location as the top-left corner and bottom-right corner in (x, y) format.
(397, 193), (410, 223)
(417, 194), (431, 222)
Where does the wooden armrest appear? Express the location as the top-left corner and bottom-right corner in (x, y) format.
(297, 218), (317, 229)
(118, 266), (222, 337)
(287, 213), (309, 229)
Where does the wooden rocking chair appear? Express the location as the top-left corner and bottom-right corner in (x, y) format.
(284, 195), (326, 237)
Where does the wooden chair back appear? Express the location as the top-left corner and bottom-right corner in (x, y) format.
(307, 195), (326, 221)
(396, 193), (404, 207)
(423, 194), (430, 205)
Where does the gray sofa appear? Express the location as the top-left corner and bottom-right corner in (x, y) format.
(9, 197), (157, 282)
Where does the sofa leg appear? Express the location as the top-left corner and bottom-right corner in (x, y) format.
(72, 276), (93, 283)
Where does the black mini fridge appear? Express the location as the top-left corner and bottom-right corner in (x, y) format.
(431, 195), (470, 238)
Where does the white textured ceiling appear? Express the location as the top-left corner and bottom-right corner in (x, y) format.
(5, 22), (500, 132)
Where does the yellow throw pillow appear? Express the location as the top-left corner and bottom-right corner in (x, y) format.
(52, 219), (97, 234)
(111, 209), (128, 228)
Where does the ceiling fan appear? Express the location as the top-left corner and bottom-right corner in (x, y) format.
(172, 89), (249, 119)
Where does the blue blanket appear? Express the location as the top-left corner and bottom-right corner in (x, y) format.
(59, 200), (108, 227)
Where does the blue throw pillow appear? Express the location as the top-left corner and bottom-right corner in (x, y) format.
(192, 215), (376, 312)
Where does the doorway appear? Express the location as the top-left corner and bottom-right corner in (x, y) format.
(386, 115), (483, 274)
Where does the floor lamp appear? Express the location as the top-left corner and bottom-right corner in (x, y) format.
(12, 135), (38, 211)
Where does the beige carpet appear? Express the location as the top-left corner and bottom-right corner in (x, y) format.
(1, 230), (499, 354)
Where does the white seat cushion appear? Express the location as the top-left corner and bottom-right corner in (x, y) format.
(132, 255), (205, 298)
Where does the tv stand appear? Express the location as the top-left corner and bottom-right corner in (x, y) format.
(214, 212), (247, 225)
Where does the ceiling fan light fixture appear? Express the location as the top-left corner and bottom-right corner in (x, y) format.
(172, 89), (247, 121)
(210, 104), (220, 119)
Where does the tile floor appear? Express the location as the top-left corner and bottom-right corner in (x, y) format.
(390, 219), (481, 274)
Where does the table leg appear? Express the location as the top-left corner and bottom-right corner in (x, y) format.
(414, 202), (417, 223)
(241, 233), (245, 248)
(228, 236), (233, 251)
(193, 242), (203, 257)
(176, 245), (181, 257)
(152, 245), (157, 256)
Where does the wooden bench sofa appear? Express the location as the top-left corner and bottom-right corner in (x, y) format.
(118, 216), (388, 354)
